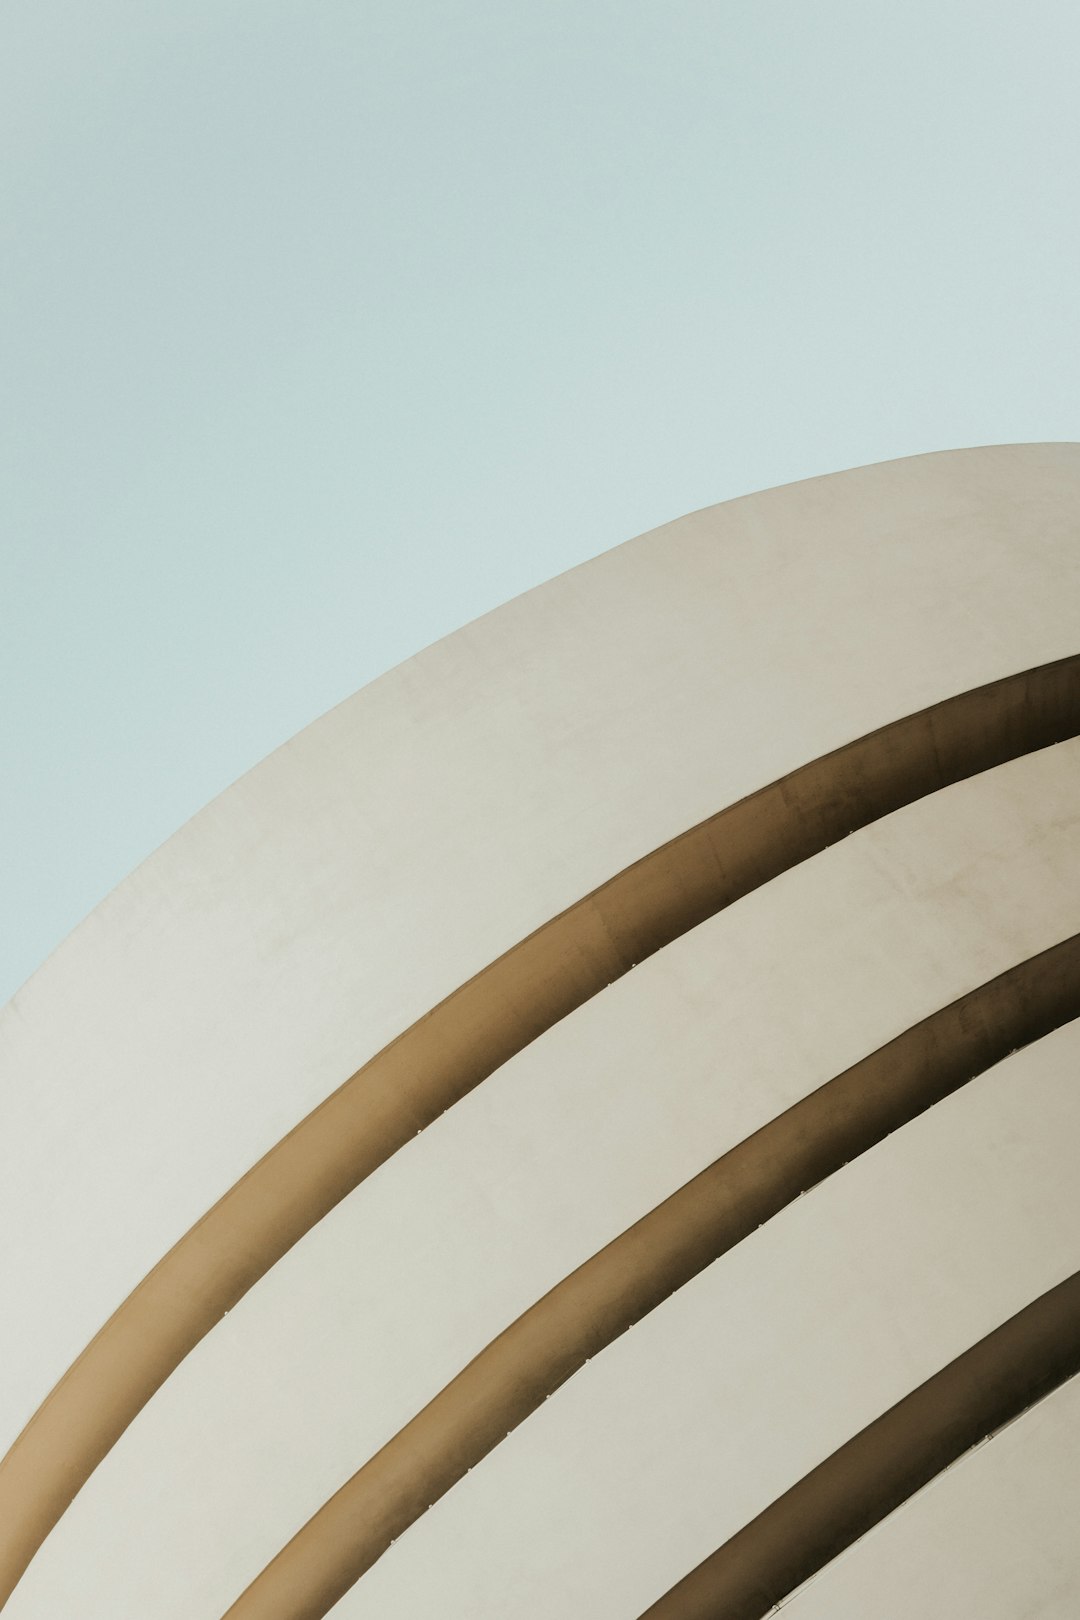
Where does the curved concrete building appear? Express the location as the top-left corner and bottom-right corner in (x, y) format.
(2, 443), (1080, 1619)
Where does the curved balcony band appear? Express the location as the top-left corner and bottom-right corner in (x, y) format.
(7, 448), (1080, 1620)
(217, 935), (1080, 1620)
(3, 657), (1079, 1609)
(772, 1361), (1080, 1620)
(637, 1277), (1080, 1620)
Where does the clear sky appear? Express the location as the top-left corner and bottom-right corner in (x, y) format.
(2, 0), (1078, 1006)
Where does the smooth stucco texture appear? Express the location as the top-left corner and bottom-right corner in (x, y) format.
(8, 735), (1080, 1619)
(778, 1370), (1080, 1620)
(3, 445), (1080, 1620)
(4, 443), (1080, 1452)
(324, 1022), (1080, 1620)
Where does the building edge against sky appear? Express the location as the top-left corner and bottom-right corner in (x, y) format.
(2, 443), (1080, 1618)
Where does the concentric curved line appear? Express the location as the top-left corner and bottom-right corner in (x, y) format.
(218, 936), (1080, 1620)
(637, 1275), (1080, 1620)
(2, 655), (1079, 1609)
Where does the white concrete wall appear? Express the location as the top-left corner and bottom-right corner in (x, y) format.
(4, 443), (1080, 1456)
(323, 1020), (1080, 1620)
(4, 445), (1080, 1620)
(780, 1371), (1080, 1620)
(8, 737), (1080, 1619)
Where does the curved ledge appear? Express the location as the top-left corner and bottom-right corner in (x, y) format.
(637, 1274), (1080, 1620)
(218, 936), (1080, 1620)
(2, 656), (1079, 1610)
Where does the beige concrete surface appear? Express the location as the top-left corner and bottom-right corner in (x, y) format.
(635, 1275), (1080, 1620)
(8, 737), (1080, 1619)
(323, 1019), (1080, 1620)
(778, 1371), (1080, 1620)
(3, 443), (1080, 1466)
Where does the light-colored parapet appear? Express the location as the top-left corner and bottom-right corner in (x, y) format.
(778, 1371), (1080, 1620)
(322, 1022), (1080, 1619)
(5, 445), (1080, 1463)
(4, 446), (1080, 1616)
(14, 737), (1080, 1620)
(4, 658), (1080, 1610)
(638, 1275), (1080, 1620)
(222, 945), (1080, 1620)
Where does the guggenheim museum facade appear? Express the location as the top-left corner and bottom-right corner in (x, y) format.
(2, 442), (1080, 1618)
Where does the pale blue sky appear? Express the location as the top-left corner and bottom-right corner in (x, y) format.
(2, 1), (1078, 1005)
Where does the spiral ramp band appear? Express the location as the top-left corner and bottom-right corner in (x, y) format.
(3, 445), (1080, 1619)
